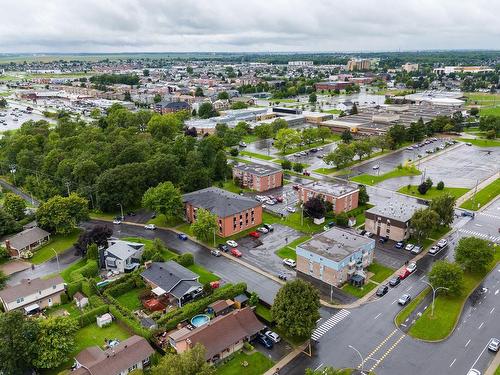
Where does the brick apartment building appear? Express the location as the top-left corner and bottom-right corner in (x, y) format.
(232, 163), (283, 192)
(296, 227), (375, 289)
(298, 181), (359, 214)
(364, 200), (426, 241)
(314, 81), (353, 91)
(182, 187), (262, 237)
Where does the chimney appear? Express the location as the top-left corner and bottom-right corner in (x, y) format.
(144, 261), (152, 269)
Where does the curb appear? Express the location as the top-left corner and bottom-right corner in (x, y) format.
(456, 171), (500, 207)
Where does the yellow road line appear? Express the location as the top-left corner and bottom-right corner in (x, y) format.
(357, 329), (398, 369)
(369, 333), (406, 372)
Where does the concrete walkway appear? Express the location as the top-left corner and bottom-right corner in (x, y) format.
(264, 341), (311, 375)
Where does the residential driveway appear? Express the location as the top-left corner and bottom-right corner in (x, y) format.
(235, 224), (303, 280)
(0, 259), (31, 275)
(253, 336), (294, 362)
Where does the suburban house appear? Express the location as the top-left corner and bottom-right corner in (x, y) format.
(364, 200), (426, 241)
(100, 239), (144, 274)
(73, 335), (155, 375)
(298, 181), (359, 214)
(168, 307), (264, 362)
(296, 227), (375, 289)
(141, 261), (202, 307)
(232, 162), (283, 192)
(0, 276), (66, 313)
(183, 187), (263, 237)
(4, 226), (51, 258)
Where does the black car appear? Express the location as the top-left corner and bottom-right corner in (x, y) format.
(263, 223), (274, 232)
(217, 244), (229, 252)
(379, 236), (389, 244)
(359, 229), (367, 236)
(389, 276), (401, 287)
(376, 285), (389, 296)
(255, 333), (273, 349)
(278, 272), (287, 281)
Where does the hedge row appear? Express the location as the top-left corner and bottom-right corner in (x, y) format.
(109, 305), (152, 339)
(105, 274), (144, 298)
(67, 280), (82, 299)
(69, 260), (99, 282)
(73, 305), (109, 328)
(156, 283), (247, 330)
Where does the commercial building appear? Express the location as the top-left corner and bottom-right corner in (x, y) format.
(154, 100), (191, 114)
(314, 81), (353, 91)
(183, 187), (262, 237)
(364, 200), (426, 241)
(298, 181), (359, 214)
(0, 276), (65, 313)
(232, 162), (283, 192)
(402, 63), (419, 73)
(73, 335), (155, 375)
(433, 66), (494, 75)
(296, 228), (375, 288)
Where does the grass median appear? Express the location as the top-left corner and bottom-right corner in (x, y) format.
(457, 138), (500, 147)
(460, 178), (500, 211)
(239, 150), (275, 160)
(395, 287), (431, 326)
(351, 165), (421, 186)
(397, 185), (470, 200)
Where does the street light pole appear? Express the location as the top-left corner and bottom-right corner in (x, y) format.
(348, 345), (366, 375)
(117, 203), (124, 220)
(422, 280), (449, 317)
(51, 248), (60, 273)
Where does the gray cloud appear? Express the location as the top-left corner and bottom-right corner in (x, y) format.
(0, 0), (498, 52)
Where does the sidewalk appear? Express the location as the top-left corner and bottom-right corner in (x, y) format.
(456, 171), (500, 207)
(264, 341), (310, 375)
(485, 351), (500, 375)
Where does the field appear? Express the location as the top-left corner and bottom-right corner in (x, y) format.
(397, 185), (470, 200)
(458, 138), (500, 147)
(351, 166), (421, 186)
(460, 178), (500, 210)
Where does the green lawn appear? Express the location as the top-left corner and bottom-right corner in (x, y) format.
(115, 288), (145, 311)
(219, 180), (252, 194)
(228, 156), (252, 164)
(43, 322), (131, 375)
(122, 236), (178, 260)
(324, 109), (342, 114)
(188, 264), (220, 284)
(216, 351), (274, 375)
(367, 262), (394, 283)
(395, 288), (431, 326)
(460, 178), (500, 211)
(242, 134), (259, 144)
(89, 210), (119, 221)
(239, 150), (275, 161)
(341, 281), (377, 299)
(457, 137), (500, 147)
(397, 186), (470, 200)
(280, 136), (340, 156)
(283, 170), (318, 180)
(495, 365), (500, 375)
(408, 249), (500, 341)
(255, 303), (273, 322)
(60, 259), (87, 282)
(464, 92), (500, 105)
(146, 213), (183, 228)
(313, 167), (337, 175)
(263, 211), (324, 234)
(31, 229), (82, 264)
(479, 106), (500, 116)
(351, 166), (421, 186)
(275, 235), (312, 260)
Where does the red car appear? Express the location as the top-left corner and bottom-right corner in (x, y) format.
(399, 269), (412, 280)
(303, 170), (311, 176)
(276, 196), (284, 203)
(231, 248), (242, 257)
(249, 231), (260, 238)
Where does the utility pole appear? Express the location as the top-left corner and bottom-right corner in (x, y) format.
(472, 179), (479, 210)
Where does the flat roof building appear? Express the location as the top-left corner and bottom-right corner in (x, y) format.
(233, 162), (283, 192)
(298, 181), (359, 214)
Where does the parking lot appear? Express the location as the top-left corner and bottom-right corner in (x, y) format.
(234, 224), (303, 280)
(242, 184), (300, 217)
(374, 238), (416, 269)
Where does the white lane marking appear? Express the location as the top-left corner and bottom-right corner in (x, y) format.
(392, 299), (397, 305)
(420, 275), (426, 281)
(314, 363), (324, 371)
(406, 286), (413, 292)
(478, 322), (484, 330)
(495, 289), (499, 295)
(469, 342), (490, 372)
(490, 308), (495, 314)
(311, 309), (350, 340)
(450, 358), (456, 367)
(465, 339), (471, 348)
(374, 313), (382, 320)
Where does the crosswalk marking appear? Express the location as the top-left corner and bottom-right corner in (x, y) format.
(311, 309), (350, 340)
(458, 229), (500, 243)
(477, 212), (500, 221)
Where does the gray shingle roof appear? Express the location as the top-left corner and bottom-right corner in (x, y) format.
(6, 227), (50, 250)
(183, 187), (260, 218)
(141, 261), (201, 299)
(0, 276), (64, 304)
(106, 240), (144, 260)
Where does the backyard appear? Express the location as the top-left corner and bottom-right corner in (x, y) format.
(216, 351), (274, 375)
(397, 185), (469, 200)
(460, 178), (500, 210)
(31, 229), (82, 264)
(116, 287), (146, 311)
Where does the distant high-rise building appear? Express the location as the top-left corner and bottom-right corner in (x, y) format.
(347, 58), (377, 71)
(401, 63), (419, 73)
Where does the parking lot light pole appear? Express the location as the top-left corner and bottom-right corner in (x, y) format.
(422, 280), (449, 317)
(117, 203), (124, 220)
(51, 248), (60, 273)
(348, 345), (366, 375)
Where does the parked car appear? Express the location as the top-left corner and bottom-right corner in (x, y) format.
(303, 170), (311, 176)
(372, 164), (379, 170)
(277, 272), (287, 281)
(376, 285), (389, 297)
(359, 229), (367, 236)
(323, 221), (335, 231)
(461, 211), (475, 217)
(230, 248), (242, 257)
(389, 276), (401, 287)
(178, 233), (188, 241)
(410, 245), (423, 255)
(255, 333), (273, 349)
(466, 370), (481, 375)
(379, 236), (389, 244)
(428, 245), (441, 256)
(437, 239), (448, 248)
(144, 224), (156, 230)
(211, 249), (221, 257)
(286, 206), (296, 213)
(275, 196), (284, 203)
(113, 219), (122, 225)
(265, 330), (281, 343)
(395, 241), (404, 249)
(466, 142), (472, 146)
(399, 269), (412, 280)
(405, 243), (415, 251)
(398, 294), (411, 306)
(265, 199), (276, 205)
(263, 223), (274, 232)
(365, 231), (374, 238)
(292, 184), (300, 190)
(488, 338), (500, 352)
(239, 141), (247, 147)
(257, 227), (269, 233)
(218, 244), (229, 252)
(249, 231), (260, 238)
(283, 258), (296, 268)
(406, 262), (417, 273)
(226, 240), (238, 247)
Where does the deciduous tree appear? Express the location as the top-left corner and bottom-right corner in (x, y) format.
(455, 237), (494, 273)
(3, 192), (26, 220)
(428, 260), (464, 296)
(410, 208), (439, 243)
(191, 208), (218, 243)
(151, 343), (215, 375)
(142, 182), (183, 221)
(274, 128), (301, 154)
(429, 194), (456, 227)
(36, 193), (89, 235)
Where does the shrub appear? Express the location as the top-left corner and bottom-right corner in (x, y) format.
(229, 148), (239, 157)
(75, 305), (109, 328)
(436, 181), (445, 190)
(60, 293), (69, 305)
(243, 342), (254, 351)
(109, 304), (151, 339)
(82, 280), (97, 297)
(336, 212), (349, 227)
(89, 295), (105, 308)
(176, 253), (194, 267)
(105, 275), (144, 298)
(418, 182), (429, 195)
(67, 281), (82, 298)
(281, 159), (292, 170)
(293, 162), (304, 173)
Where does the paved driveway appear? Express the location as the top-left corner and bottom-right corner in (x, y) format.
(235, 224), (303, 280)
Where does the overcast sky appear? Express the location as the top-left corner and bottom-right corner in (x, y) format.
(0, 0), (499, 53)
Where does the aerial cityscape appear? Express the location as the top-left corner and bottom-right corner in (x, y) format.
(0, 1), (499, 375)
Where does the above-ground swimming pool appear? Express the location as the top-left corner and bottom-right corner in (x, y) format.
(191, 314), (210, 327)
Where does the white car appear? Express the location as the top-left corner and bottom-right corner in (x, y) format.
(488, 337), (500, 352)
(265, 330), (281, 343)
(257, 227), (269, 233)
(437, 239), (448, 248)
(406, 146), (414, 150)
(286, 206), (296, 213)
(211, 249), (221, 257)
(405, 243), (415, 251)
(226, 240), (238, 248)
(398, 294), (411, 306)
(410, 245), (422, 255)
(283, 258), (296, 268)
(406, 262), (417, 273)
(144, 224), (156, 230)
(467, 370), (481, 375)
(239, 141), (247, 147)
(265, 199), (276, 205)
(113, 219), (122, 225)
(428, 245), (441, 256)
(372, 164), (380, 170)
